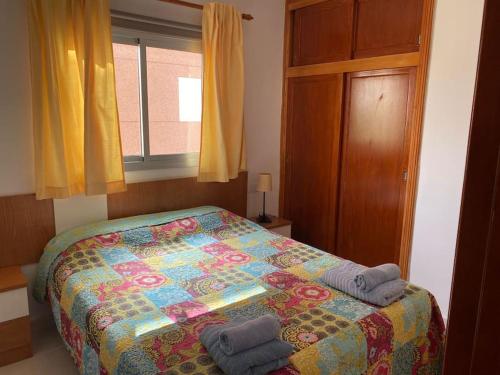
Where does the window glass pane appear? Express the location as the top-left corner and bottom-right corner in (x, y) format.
(113, 43), (142, 157)
(146, 47), (202, 156)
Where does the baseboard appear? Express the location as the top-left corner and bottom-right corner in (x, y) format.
(0, 344), (32, 367)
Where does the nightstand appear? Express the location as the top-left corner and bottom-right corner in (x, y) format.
(0, 266), (32, 367)
(250, 216), (292, 238)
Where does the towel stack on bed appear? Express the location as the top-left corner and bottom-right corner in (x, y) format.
(322, 261), (407, 306)
(200, 314), (293, 375)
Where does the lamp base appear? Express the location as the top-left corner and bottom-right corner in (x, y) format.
(257, 214), (272, 224)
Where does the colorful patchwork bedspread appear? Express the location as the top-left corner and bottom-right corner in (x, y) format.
(34, 206), (445, 375)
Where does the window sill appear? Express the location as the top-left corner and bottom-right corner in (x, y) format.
(124, 153), (199, 171)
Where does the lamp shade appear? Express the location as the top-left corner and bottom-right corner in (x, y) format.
(257, 173), (272, 192)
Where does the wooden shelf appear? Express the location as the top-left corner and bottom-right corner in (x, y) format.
(0, 266), (27, 293)
(249, 216), (292, 230)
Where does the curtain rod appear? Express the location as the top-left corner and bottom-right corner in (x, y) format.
(157, 0), (254, 20)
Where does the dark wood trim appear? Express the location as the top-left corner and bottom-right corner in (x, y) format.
(107, 172), (248, 220)
(444, 0), (500, 373)
(398, 0), (435, 279)
(279, 6), (293, 218)
(288, 0), (329, 11)
(286, 52), (420, 78)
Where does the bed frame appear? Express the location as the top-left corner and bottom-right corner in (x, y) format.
(107, 172), (248, 220)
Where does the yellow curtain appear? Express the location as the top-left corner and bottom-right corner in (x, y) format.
(199, 3), (246, 183)
(28, 0), (126, 199)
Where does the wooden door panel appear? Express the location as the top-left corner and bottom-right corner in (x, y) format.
(292, 0), (354, 66)
(337, 68), (416, 266)
(354, 0), (423, 58)
(285, 74), (343, 252)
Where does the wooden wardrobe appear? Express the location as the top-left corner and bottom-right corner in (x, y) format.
(280, 0), (435, 277)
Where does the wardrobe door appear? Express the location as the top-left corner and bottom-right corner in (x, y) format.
(284, 74), (343, 252)
(354, 0), (423, 58)
(292, 0), (354, 66)
(337, 68), (416, 266)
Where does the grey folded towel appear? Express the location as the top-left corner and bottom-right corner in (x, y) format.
(219, 314), (281, 355)
(200, 322), (293, 375)
(322, 261), (406, 307)
(354, 263), (401, 292)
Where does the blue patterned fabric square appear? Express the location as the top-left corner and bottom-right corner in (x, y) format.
(116, 346), (158, 375)
(302, 255), (342, 276)
(106, 312), (173, 345)
(122, 228), (154, 246)
(246, 220), (266, 231)
(71, 289), (101, 328)
(49, 288), (62, 333)
(399, 289), (431, 338)
(236, 231), (278, 247)
(162, 265), (205, 282)
(320, 295), (377, 321)
(100, 247), (138, 265)
(197, 213), (224, 231)
(101, 311), (173, 360)
(144, 285), (193, 308)
(82, 343), (100, 375)
(162, 249), (213, 265)
(239, 261), (279, 278)
(183, 233), (217, 247)
(244, 244), (280, 259)
(314, 324), (368, 374)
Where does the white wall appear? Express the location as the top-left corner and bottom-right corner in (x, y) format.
(236, 0), (285, 217)
(0, 0), (46, 320)
(410, 0), (485, 319)
(0, 0), (35, 196)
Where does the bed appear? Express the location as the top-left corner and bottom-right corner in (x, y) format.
(34, 206), (445, 374)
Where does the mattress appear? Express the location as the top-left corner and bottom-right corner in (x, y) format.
(34, 206), (445, 374)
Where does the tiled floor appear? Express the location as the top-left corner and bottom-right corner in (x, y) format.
(0, 319), (78, 375)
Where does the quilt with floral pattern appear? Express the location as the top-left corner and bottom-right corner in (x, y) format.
(35, 206), (445, 375)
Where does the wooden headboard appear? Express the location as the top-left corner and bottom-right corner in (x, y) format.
(0, 194), (55, 267)
(0, 173), (247, 266)
(107, 172), (248, 220)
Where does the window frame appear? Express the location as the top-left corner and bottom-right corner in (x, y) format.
(112, 26), (202, 171)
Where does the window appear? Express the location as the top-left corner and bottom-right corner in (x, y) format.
(113, 30), (202, 170)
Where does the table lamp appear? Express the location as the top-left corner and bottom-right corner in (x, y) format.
(257, 173), (272, 223)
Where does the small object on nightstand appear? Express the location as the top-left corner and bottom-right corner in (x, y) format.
(256, 173), (272, 223)
(250, 215), (292, 238)
(0, 266), (32, 367)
